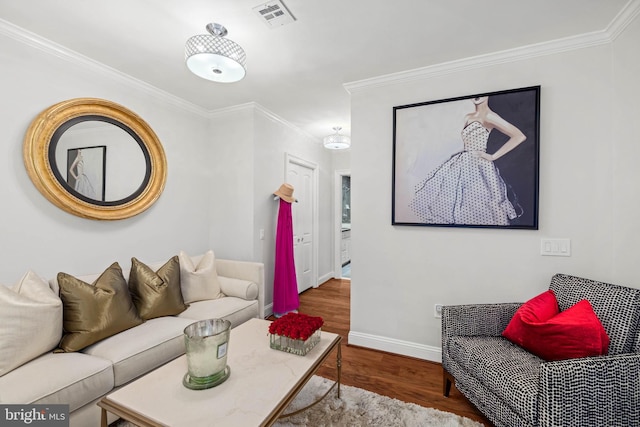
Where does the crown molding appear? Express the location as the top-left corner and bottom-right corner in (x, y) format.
(2, 0), (637, 120)
(344, 32), (609, 93)
(607, 0), (640, 40)
(0, 18), (210, 118)
(208, 102), (257, 117)
(209, 102), (320, 143)
(344, 0), (640, 93)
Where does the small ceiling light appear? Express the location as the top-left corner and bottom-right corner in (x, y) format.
(323, 126), (351, 150)
(185, 23), (246, 83)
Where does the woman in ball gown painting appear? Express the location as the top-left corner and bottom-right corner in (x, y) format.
(409, 96), (526, 226)
(68, 149), (97, 199)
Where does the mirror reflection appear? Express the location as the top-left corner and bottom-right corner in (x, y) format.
(50, 118), (150, 205)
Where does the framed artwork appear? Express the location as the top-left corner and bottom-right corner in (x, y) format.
(66, 145), (107, 202)
(392, 86), (540, 229)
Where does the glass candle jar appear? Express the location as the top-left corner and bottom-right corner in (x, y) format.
(183, 318), (231, 389)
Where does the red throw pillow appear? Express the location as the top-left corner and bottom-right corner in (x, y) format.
(502, 290), (559, 348)
(503, 291), (610, 361)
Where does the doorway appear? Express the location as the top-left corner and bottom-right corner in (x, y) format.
(334, 169), (351, 279)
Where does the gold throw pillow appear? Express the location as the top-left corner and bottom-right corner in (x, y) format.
(56, 263), (143, 352)
(128, 256), (188, 320)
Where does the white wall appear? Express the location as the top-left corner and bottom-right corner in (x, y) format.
(0, 32), (212, 283)
(208, 107), (255, 262)
(209, 105), (336, 315)
(347, 16), (640, 361)
(611, 13), (640, 285)
(331, 150), (352, 172)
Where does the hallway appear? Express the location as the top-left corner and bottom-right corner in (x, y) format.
(341, 262), (351, 278)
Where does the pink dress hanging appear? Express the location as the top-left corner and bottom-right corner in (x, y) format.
(273, 198), (299, 316)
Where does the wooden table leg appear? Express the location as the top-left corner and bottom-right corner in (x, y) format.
(101, 408), (108, 427)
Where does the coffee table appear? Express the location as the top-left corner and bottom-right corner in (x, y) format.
(98, 318), (341, 427)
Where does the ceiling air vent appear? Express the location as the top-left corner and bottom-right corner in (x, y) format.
(252, 0), (296, 28)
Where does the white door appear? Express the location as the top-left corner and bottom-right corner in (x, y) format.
(286, 155), (317, 293)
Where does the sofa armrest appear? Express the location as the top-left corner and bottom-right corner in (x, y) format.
(442, 303), (522, 339)
(538, 352), (640, 427)
(215, 259), (265, 319)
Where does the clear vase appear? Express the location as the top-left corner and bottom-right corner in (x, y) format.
(269, 329), (321, 356)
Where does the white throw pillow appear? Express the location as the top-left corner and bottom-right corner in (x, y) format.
(0, 271), (63, 376)
(218, 276), (259, 301)
(179, 250), (223, 303)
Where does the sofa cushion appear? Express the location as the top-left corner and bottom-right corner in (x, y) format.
(82, 316), (194, 386)
(0, 271), (62, 376)
(178, 297), (259, 328)
(179, 250), (223, 303)
(0, 351), (113, 412)
(448, 335), (541, 424)
(129, 256), (188, 320)
(504, 290), (610, 361)
(57, 263), (143, 352)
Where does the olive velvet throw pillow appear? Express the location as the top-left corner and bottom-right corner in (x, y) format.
(56, 263), (143, 352)
(128, 256), (187, 320)
(503, 289), (610, 361)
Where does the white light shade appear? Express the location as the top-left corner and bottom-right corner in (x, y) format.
(323, 127), (351, 150)
(185, 24), (246, 83)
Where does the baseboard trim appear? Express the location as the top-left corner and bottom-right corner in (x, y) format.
(264, 302), (273, 318)
(317, 272), (334, 286)
(348, 330), (442, 363)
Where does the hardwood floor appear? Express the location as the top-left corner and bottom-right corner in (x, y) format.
(294, 278), (493, 426)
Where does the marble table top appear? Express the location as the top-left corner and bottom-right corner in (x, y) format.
(99, 318), (340, 427)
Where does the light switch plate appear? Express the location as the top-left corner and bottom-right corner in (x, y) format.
(540, 238), (571, 256)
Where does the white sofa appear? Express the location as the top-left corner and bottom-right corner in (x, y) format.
(0, 252), (265, 427)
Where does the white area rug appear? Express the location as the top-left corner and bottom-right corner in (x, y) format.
(274, 375), (484, 427)
(112, 375), (484, 427)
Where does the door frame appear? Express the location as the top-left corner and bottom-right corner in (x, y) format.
(334, 169), (351, 278)
(285, 153), (319, 288)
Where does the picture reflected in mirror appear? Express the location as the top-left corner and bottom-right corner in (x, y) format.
(51, 118), (150, 205)
(66, 146), (106, 201)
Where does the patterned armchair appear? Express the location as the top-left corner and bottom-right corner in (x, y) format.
(441, 274), (640, 427)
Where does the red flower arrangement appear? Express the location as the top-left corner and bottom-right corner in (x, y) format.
(269, 312), (323, 341)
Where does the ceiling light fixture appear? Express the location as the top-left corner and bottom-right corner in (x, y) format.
(323, 127), (351, 150)
(185, 23), (246, 83)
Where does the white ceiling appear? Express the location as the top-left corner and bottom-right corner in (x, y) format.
(0, 0), (630, 140)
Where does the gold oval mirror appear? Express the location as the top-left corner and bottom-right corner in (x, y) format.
(23, 98), (167, 220)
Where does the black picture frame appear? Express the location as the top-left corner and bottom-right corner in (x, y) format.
(66, 145), (107, 202)
(392, 86), (540, 229)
